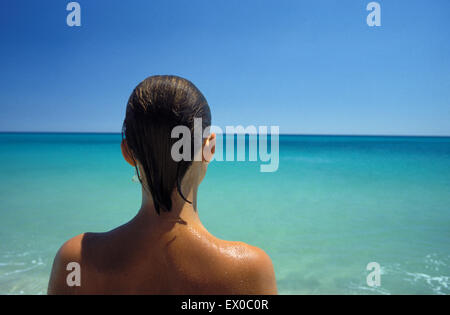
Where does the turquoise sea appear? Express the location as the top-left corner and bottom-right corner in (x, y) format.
(0, 133), (449, 295)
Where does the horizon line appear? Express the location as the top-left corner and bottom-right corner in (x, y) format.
(0, 131), (449, 138)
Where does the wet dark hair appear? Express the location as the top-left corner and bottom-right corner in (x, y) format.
(122, 75), (211, 214)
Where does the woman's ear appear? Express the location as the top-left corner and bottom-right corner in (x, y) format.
(121, 139), (136, 166)
(202, 133), (216, 162)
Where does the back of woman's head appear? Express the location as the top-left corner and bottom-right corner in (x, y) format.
(122, 75), (211, 214)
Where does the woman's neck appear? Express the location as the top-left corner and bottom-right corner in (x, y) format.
(133, 185), (203, 229)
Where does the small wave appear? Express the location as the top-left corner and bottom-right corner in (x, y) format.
(0, 262), (26, 267)
(281, 156), (332, 163)
(349, 283), (391, 295)
(347, 254), (449, 295)
(404, 272), (449, 295)
(2, 264), (43, 277)
(382, 254), (450, 295)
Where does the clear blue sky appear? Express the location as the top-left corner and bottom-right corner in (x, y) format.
(0, 0), (449, 135)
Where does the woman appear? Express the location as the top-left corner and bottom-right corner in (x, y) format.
(48, 75), (277, 294)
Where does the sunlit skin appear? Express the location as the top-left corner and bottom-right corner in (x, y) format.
(48, 133), (277, 294)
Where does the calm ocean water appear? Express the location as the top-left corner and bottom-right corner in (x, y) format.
(0, 133), (449, 295)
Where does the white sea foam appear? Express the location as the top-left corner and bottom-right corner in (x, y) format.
(404, 272), (449, 295)
(350, 284), (391, 295)
(381, 255), (450, 295)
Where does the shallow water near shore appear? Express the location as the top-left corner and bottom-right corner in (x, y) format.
(0, 133), (449, 294)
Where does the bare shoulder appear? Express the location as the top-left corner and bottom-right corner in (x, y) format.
(179, 229), (277, 294)
(223, 241), (278, 295)
(47, 233), (85, 295)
